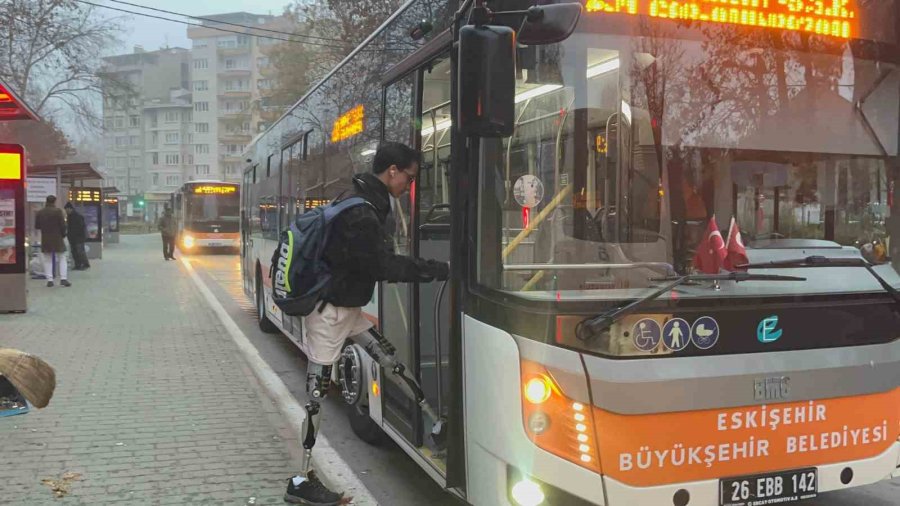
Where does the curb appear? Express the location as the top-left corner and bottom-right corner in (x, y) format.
(180, 257), (379, 505)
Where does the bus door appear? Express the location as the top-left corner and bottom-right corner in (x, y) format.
(241, 167), (255, 294)
(377, 55), (453, 475)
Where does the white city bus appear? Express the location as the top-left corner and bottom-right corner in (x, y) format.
(241, 1), (900, 504)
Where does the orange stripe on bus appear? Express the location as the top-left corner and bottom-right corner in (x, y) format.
(593, 388), (900, 487)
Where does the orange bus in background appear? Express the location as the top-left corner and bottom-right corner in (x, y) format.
(172, 181), (240, 253)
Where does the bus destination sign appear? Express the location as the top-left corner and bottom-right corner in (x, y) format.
(331, 105), (364, 143)
(585, 0), (859, 39)
(193, 185), (237, 195)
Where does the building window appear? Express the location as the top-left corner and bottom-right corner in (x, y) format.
(128, 135), (139, 146)
(164, 132), (180, 144)
(257, 79), (272, 90)
(195, 123), (209, 133)
(114, 117), (125, 128)
(115, 136), (127, 147)
(193, 38), (209, 49)
(152, 173), (160, 185)
(257, 57), (270, 68)
(195, 165), (211, 176)
(185, 154), (194, 165)
(195, 144), (210, 154)
(130, 156), (140, 168)
(165, 154), (180, 165)
(225, 79), (248, 91)
(164, 111), (179, 123)
(152, 153), (159, 165)
(193, 58), (208, 69)
(129, 115), (140, 127)
(166, 175), (180, 186)
(194, 102), (209, 112)
(193, 80), (209, 91)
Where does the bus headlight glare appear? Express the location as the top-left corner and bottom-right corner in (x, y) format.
(183, 235), (195, 248)
(524, 376), (552, 404)
(510, 479), (545, 506)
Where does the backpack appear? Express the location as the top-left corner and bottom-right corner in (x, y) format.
(270, 197), (372, 316)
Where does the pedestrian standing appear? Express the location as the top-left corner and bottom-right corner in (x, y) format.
(64, 202), (90, 270)
(34, 195), (70, 287)
(157, 205), (176, 261)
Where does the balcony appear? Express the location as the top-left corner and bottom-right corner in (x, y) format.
(217, 67), (252, 77)
(218, 89), (252, 99)
(220, 109), (251, 120)
(220, 153), (243, 162)
(219, 131), (252, 143)
(217, 45), (251, 56)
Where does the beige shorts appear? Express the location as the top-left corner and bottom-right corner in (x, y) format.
(302, 304), (373, 365)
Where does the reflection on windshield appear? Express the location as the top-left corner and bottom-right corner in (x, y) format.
(187, 194), (240, 223)
(477, 19), (900, 300)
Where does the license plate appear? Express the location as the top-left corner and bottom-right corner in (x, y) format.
(720, 468), (817, 506)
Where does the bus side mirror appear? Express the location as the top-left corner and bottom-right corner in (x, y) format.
(458, 24), (517, 138)
(518, 3), (583, 46)
(458, 3), (582, 138)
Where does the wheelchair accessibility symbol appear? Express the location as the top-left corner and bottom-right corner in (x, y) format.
(632, 318), (661, 352)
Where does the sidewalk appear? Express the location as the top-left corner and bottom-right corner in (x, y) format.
(0, 235), (304, 504)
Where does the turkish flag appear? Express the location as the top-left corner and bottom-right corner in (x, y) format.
(724, 216), (749, 271)
(693, 215), (727, 274)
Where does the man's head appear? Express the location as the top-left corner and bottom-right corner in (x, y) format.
(373, 142), (420, 198)
(164, 205), (172, 215)
(64, 202), (74, 215)
(45, 195), (57, 207)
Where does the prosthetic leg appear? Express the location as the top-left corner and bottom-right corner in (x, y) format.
(298, 326), (447, 475)
(351, 328), (447, 447)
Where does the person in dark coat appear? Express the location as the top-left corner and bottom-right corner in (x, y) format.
(157, 206), (176, 261)
(284, 142), (448, 505)
(64, 202), (90, 270)
(34, 195), (70, 287)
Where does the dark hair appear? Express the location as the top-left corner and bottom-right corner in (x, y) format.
(372, 142), (420, 174)
(64, 202), (74, 209)
(46, 195), (56, 204)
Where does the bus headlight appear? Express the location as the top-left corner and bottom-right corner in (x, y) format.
(510, 478), (545, 506)
(520, 360), (601, 473)
(183, 235), (195, 248)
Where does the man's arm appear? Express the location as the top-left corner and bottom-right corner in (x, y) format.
(342, 211), (447, 283)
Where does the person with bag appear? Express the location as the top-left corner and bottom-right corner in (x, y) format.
(34, 195), (70, 287)
(282, 142), (448, 505)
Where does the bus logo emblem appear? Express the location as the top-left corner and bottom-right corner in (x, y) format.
(757, 315), (783, 343)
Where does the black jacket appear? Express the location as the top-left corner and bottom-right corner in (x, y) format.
(323, 173), (440, 308)
(67, 211), (87, 243)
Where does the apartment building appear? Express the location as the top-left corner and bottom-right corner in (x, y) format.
(187, 13), (288, 183)
(101, 47), (192, 218)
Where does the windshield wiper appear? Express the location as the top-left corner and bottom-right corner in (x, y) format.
(738, 255), (900, 305)
(575, 272), (806, 342)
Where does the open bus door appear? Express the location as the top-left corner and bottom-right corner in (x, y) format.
(375, 53), (455, 484)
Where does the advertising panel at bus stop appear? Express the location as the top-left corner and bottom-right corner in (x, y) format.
(67, 187), (103, 260)
(0, 144), (27, 313)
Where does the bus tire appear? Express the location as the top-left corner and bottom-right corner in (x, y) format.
(347, 402), (383, 446)
(256, 273), (280, 334)
(339, 344), (384, 445)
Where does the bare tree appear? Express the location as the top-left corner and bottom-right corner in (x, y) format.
(0, 0), (128, 133)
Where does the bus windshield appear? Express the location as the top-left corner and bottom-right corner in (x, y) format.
(476, 6), (900, 302)
(186, 192), (240, 232)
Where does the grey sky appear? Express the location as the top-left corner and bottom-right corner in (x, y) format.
(97, 0), (294, 54)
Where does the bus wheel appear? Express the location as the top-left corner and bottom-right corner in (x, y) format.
(256, 275), (280, 334)
(340, 344), (383, 445)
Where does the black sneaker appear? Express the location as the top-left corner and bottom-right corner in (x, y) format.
(46, 281), (54, 287)
(284, 471), (344, 505)
(61, 280), (71, 287)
